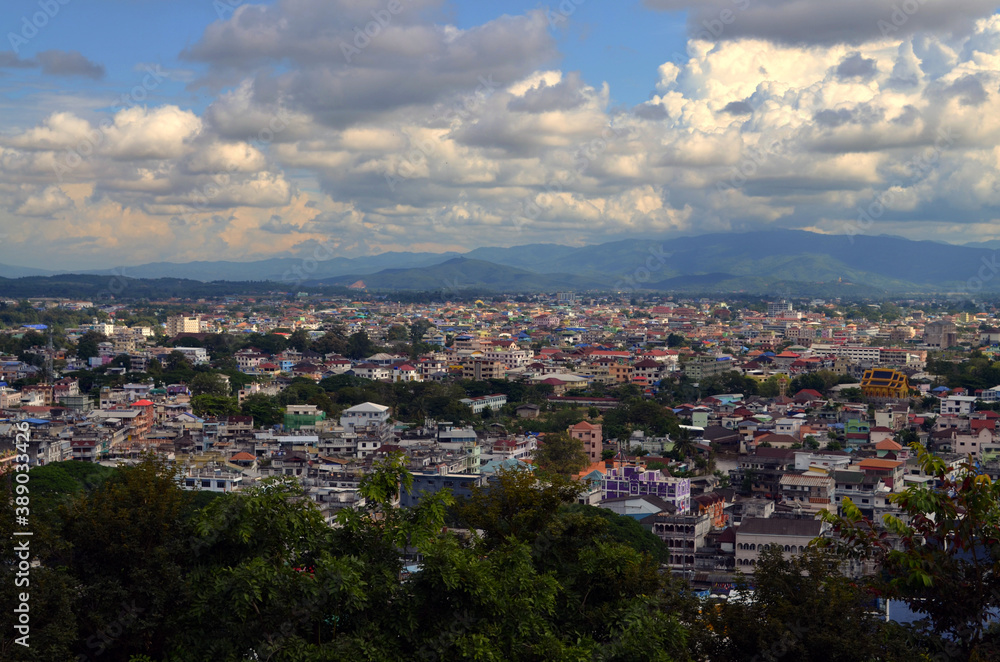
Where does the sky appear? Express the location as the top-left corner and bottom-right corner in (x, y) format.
(2, 0), (1000, 269)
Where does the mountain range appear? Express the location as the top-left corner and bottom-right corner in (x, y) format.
(0, 230), (996, 294)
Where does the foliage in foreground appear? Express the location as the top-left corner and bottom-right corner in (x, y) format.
(0, 454), (972, 661)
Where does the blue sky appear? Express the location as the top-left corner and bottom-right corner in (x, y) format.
(1, 0), (1000, 269)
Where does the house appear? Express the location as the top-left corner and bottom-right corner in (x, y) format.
(735, 517), (827, 573)
(515, 404), (540, 419)
(400, 468), (489, 508)
(568, 421), (603, 463)
(647, 510), (712, 570)
(778, 473), (835, 513)
(940, 395), (977, 417)
(692, 492), (727, 529)
(602, 465), (691, 513)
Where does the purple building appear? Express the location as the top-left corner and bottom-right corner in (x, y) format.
(602, 466), (690, 513)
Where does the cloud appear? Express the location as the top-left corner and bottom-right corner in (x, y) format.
(15, 186), (73, 216)
(182, 0), (558, 129)
(836, 53), (877, 79)
(35, 50), (105, 79)
(0, 51), (35, 69)
(10, 3), (1000, 266)
(643, 0), (1000, 46)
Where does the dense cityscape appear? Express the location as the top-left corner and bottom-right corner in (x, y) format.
(6, 0), (1000, 658)
(2, 290), (1000, 658)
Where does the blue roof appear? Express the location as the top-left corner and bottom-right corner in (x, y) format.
(24, 418), (50, 425)
(932, 386), (950, 392)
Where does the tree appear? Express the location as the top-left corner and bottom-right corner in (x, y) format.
(533, 431), (589, 477)
(345, 331), (376, 359)
(822, 445), (1000, 659)
(698, 545), (919, 661)
(454, 466), (582, 547)
(189, 372), (230, 397)
(75, 330), (106, 362)
(240, 394), (284, 427)
(667, 333), (688, 348)
(190, 394), (240, 417)
(386, 324), (408, 342)
(840, 387), (863, 401)
(288, 328), (310, 352)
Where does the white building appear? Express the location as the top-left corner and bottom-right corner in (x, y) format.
(459, 393), (507, 414)
(340, 402), (391, 430)
(940, 395), (977, 416)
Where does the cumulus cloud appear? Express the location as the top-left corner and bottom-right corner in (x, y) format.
(8, 3), (1000, 265)
(15, 186), (73, 216)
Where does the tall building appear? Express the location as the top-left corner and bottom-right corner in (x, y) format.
(767, 300), (793, 317)
(568, 421), (603, 463)
(166, 315), (200, 336)
(924, 320), (957, 348)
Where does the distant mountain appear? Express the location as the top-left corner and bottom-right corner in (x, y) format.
(0, 263), (58, 278)
(4, 229), (999, 294)
(313, 257), (606, 291)
(86, 251), (464, 282)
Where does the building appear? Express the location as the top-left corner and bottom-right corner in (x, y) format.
(648, 510), (712, 571)
(778, 473), (835, 513)
(924, 320), (958, 349)
(940, 395), (977, 417)
(400, 468), (488, 508)
(602, 465), (690, 513)
(682, 356), (733, 381)
(568, 421), (603, 463)
(860, 368), (910, 401)
(459, 393), (507, 414)
(284, 404), (327, 430)
(767, 301), (793, 317)
(462, 359), (506, 381)
(340, 402), (390, 430)
(735, 517), (827, 573)
(166, 315), (200, 336)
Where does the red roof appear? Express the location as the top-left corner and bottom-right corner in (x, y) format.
(230, 451), (257, 461)
(132, 399), (154, 406)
